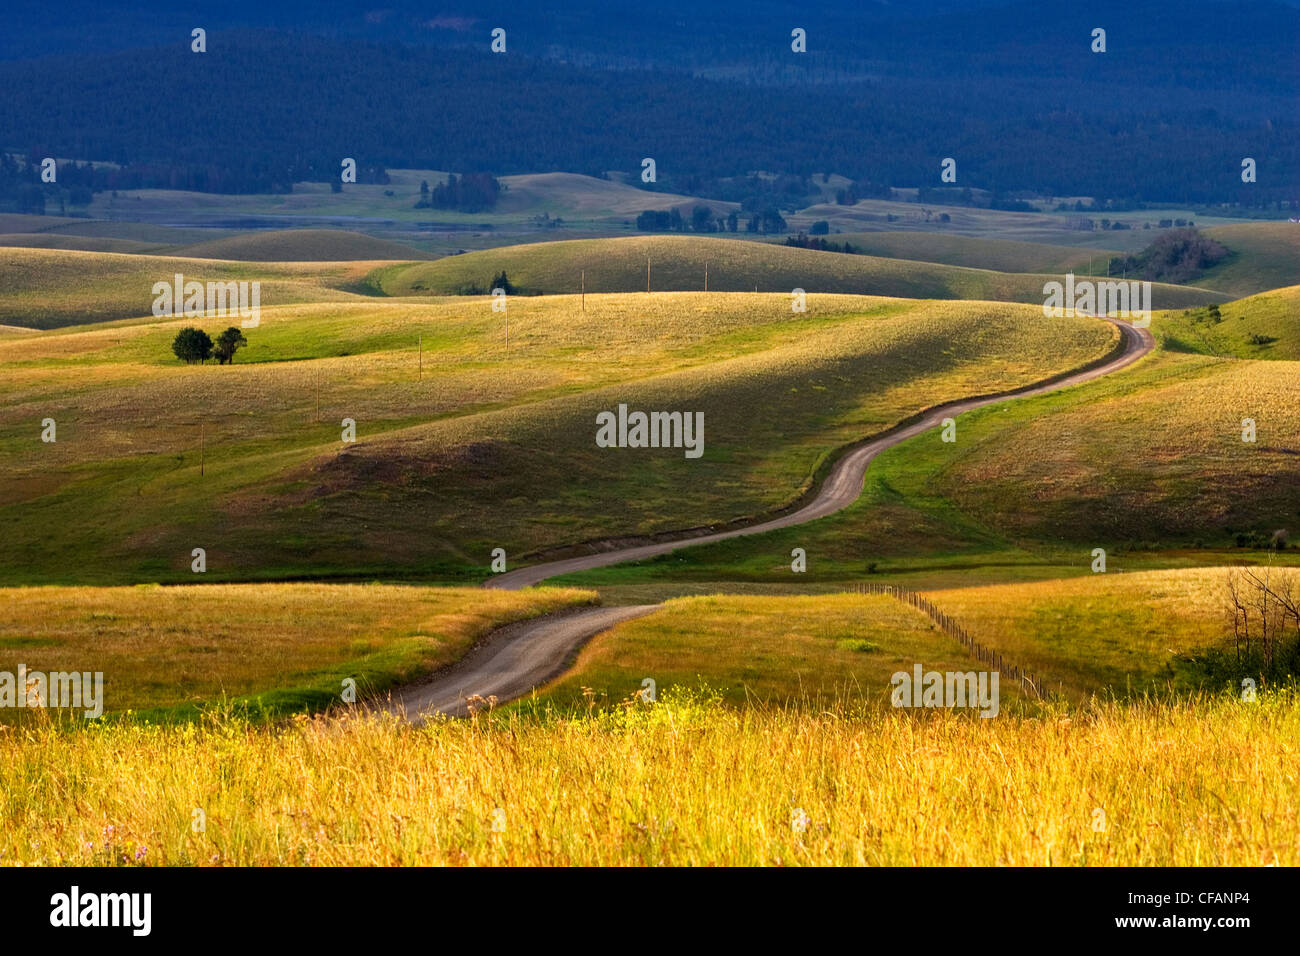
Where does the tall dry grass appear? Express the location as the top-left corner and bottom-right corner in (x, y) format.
(1, 689), (1294, 866)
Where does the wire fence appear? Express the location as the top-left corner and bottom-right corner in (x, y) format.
(854, 582), (1046, 699)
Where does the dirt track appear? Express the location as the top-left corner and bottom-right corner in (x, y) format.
(385, 604), (658, 720)
(389, 319), (1153, 719)
(486, 320), (1153, 590)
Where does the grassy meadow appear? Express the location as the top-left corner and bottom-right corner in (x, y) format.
(1198, 222), (1300, 297)
(796, 232), (1121, 275)
(0, 691), (1293, 866)
(1158, 286), (1300, 359)
(921, 569), (1250, 700)
(538, 568), (1264, 704)
(3, 227), (1296, 869)
(168, 229), (437, 262)
(0, 290), (1119, 584)
(67, 171), (720, 230)
(0, 247), (381, 329)
(0, 584), (593, 720)
(535, 592), (1030, 708)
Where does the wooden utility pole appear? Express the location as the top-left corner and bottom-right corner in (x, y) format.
(705, 261), (708, 292)
(581, 269), (585, 311)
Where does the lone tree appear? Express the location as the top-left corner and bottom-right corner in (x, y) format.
(213, 326), (248, 365)
(172, 327), (213, 364)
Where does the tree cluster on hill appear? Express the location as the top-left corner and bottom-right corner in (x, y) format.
(682, 173), (822, 214)
(785, 233), (858, 254)
(0, 152), (100, 214)
(636, 208), (685, 232)
(744, 208), (787, 234)
(172, 327), (248, 365)
(836, 181), (893, 205)
(0, 150), (391, 208)
(416, 173), (502, 213)
(1112, 229), (1230, 283)
(636, 206), (738, 233)
(1200, 566), (1300, 685)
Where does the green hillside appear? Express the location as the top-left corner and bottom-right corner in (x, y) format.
(1199, 222), (1300, 297)
(1158, 285), (1300, 359)
(371, 235), (1226, 308)
(0, 233), (163, 254)
(563, 290), (1300, 592)
(0, 248), (379, 329)
(801, 232), (1121, 275)
(0, 292), (1116, 584)
(170, 229), (435, 262)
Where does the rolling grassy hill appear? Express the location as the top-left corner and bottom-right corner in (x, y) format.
(168, 229), (435, 262)
(794, 196), (1271, 248)
(1158, 286), (1300, 359)
(916, 352), (1300, 547)
(0, 291), (1117, 584)
(0, 232), (164, 254)
(496, 172), (736, 219)
(553, 287), (1300, 592)
(370, 235), (1227, 307)
(1199, 222), (1300, 297)
(794, 232), (1122, 275)
(0, 248), (383, 328)
(66, 171), (723, 229)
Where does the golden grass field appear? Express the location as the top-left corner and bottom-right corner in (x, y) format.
(0, 247), (380, 328)
(924, 569), (1248, 699)
(0, 584), (593, 718)
(540, 568), (1263, 704)
(1, 692), (1293, 865)
(537, 592), (1031, 708)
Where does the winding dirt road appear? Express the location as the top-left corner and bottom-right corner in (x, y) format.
(389, 318), (1153, 719)
(386, 604), (658, 720)
(487, 319), (1153, 590)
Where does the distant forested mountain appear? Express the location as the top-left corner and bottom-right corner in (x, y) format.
(0, 1), (1294, 207)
